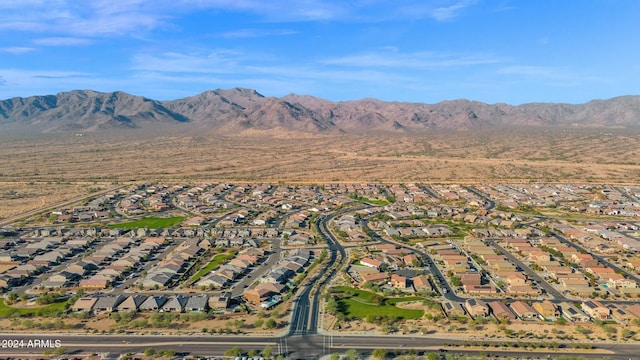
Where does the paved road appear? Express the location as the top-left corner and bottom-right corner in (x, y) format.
(420, 185), (440, 200)
(486, 239), (566, 300)
(231, 238), (282, 298)
(361, 218), (463, 302)
(551, 231), (640, 284)
(1, 333), (639, 359)
(463, 185), (496, 210)
(288, 211), (348, 337)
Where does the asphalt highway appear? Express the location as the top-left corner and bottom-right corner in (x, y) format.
(2, 333), (640, 359)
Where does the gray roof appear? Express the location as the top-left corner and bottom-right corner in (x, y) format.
(94, 295), (126, 311)
(162, 295), (187, 311)
(139, 295), (168, 310)
(117, 295), (148, 311)
(185, 295), (209, 311)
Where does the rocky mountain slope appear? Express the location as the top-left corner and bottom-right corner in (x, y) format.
(1, 88), (639, 133)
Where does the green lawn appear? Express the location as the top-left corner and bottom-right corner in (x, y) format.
(331, 286), (424, 320)
(341, 298), (423, 320)
(333, 286), (381, 302)
(189, 251), (237, 284)
(106, 216), (185, 229)
(385, 296), (426, 305)
(0, 299), (67, 318)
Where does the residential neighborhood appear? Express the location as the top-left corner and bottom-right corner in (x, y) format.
(2, 182), (640, 345)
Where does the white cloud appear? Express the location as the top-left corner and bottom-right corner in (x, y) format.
(432, 0), (476, 21)
(323, 50), (505, 69)
(498, 65), (564, 79)
(130, 50), (243, 74)
(392, 0), (477, 22)
(217, 28), (297, 38)
(0, 68), (119, 99)
(0, 0), (481, 39)
(0, 47), (36, 54)
(497, 65), (608, 87)
(0, 0), (165, 36)
(32, 37), (93, 46)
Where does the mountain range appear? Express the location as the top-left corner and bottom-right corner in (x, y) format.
(1, 88), (640, 133)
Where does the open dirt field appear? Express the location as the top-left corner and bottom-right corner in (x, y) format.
(0, 181), (112, 221)
(1, 127), (640, 216)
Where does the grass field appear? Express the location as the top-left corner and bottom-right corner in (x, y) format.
(0, 299), (67, 318)
(106, 216), (185, 229)
(189, 250), (237, 284)
(331, 286), (424, 320)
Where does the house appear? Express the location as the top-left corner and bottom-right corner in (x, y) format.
(607, 274), (637, 289)
(412, 275), (433, 291)
(361, 272), (388, 284)
(162, 295), (187, 313)
(44, 271), (79, 288)
(403, 254), (419, 266)
(360, 257), (383, 270)
(141, 272), (173, 289)
(506, 273), (527, 287)
(93, 295), (126, 313)
(582, 300), (610, 320)
(139, 296), (168, 311)
(79, 276), (111, 290)
(465, 299), (489, 318)
(510, 301), (539, 321)
(117, 295), (148, 312)
(488, 301), (516, 321)
(209, 293), (231, 310)
(185, 295), (209, 312)
(464, 285), (498, 295)
(197, 275), (229, 289)
(442, 301), (466, 318)
(626, 304), (640, 318)
(532, 300), (559, 320)
(558, 302), (590, 322)
(67, 260), (99, 276)
(391, 274), (409, 289)
(245, 287), (275, 305)
(71, 297), (98, 313)
(460, 273), (482, 287)
(607, 304), (637, 324)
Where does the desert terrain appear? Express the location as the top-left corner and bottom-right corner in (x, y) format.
(1, 127), (640, 220)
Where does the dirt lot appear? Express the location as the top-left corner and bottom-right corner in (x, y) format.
(1, 128), (640, 185)
(1, 127), (640, 222)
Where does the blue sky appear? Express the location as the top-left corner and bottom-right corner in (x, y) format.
(0, 0), (638, 104)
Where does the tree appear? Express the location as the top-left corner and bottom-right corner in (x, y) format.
(426, 353), (439, 360)
(344, 349), (359, 360)
(248, 349), (258, 357)
(370, 294), (384, 305)
(262, 346), (273, 358)
(6, 292), (17, 304)
(372, 348), (387, 360)
(329, 353), (340, 360)
(224, 346), (243, 357)
(254, 319), (265, 328)
(265, 318), (277, 329)
(144, 348), (155, 356)
(326, 298), (338, 314)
